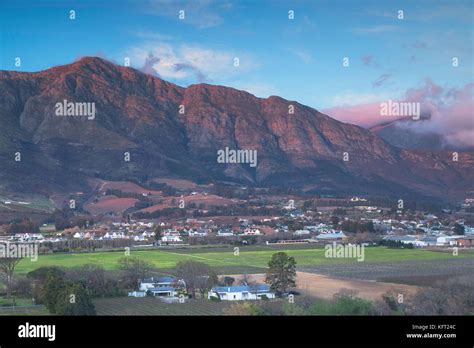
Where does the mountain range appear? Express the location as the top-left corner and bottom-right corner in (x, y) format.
(0, 57), (472, 202)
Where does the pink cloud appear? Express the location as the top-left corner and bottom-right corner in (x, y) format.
(322, 79), (474, 148)
(322, 102), (386, 128)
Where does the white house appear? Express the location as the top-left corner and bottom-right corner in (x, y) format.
(138, 277), (182, 297)
(243, 228), (261, 235)
(161, 235), (182, 243)
(142, 231), (155, 238)
(73, 232), (83, 239)
(147, 286), (178, 297)
(436, 235), (462, 246)
(134, 235), (146, 242)
(294, 229), (310, 236)
(189, 229), (208, 237)
(139, 277), (184, 291)
(415, 236), (437, 247)
(208, 284), (275, 301)
(217, 229), (234, 237)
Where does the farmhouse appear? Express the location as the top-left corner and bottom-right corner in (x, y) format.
(147, 286), (178, 297)
(136, 276), (185, 297)
(139, 276), (183, 291)
(208, 284), (275, 301)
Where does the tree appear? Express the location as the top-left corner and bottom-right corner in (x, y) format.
(453, 223), (465, 235)
(265, 252), (297, 297)
(4, 219), (39, 235)
(223, 276), (235, 286)
(0, 244), (23, 298)
(27, 267), (65, 304)
(118, 257), (154, 287)
(43, 271), (68, 313)
(154, 225), (163, 241)
(175, 260), (215, 298)
(12, 277), (33, 298)
(55, 282), (96, 315)
(331, 216), (340, 228)
(66, 264), (108, 297)
(42, 272), (95, 315)
(408, 275), (474, 315)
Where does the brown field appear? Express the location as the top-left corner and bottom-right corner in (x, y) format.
(99, 180), (162, 195)
(230, 272), (419, 301)
(138, 194), (237, 213)
(182, 194), (237, 206)
(84, 196), (139, 214)
(139, 203), (169, 213)
(151, 177), (201, 190)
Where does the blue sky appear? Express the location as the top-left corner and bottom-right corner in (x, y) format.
(1, 0), (472, 110)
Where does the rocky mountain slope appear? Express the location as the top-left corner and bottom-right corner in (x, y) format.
(0, 57), (472, 201)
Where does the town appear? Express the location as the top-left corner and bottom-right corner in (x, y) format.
(0, 181), (473, 313)
(3, 193), (473, 251)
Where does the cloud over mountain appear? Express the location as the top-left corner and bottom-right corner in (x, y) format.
(323, 79), (474, 149)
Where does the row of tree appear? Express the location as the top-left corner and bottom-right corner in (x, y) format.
(0, 247), (299, 314)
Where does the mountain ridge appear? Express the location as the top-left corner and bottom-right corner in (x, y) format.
(0, 57), (472, 202)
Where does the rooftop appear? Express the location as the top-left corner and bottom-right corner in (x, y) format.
(211, 284), (271, 293)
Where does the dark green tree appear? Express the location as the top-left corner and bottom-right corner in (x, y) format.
(453, 223), (465, 235)
(56, 282), (96, 315)
(42, 271), (95, 315)
(42, 272), (68, 314)
(265, 252), (297, 296)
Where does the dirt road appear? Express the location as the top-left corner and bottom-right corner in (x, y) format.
(228, 272), (419, 301)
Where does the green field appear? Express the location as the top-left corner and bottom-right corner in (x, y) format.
(16, 245), (474, 275)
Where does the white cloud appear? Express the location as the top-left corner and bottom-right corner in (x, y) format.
(128, 41), (258, 82)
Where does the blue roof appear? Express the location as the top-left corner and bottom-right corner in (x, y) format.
(211, 284), (271, 293)
(142, 276), (175, 284)
(316, 232), (346, 239)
